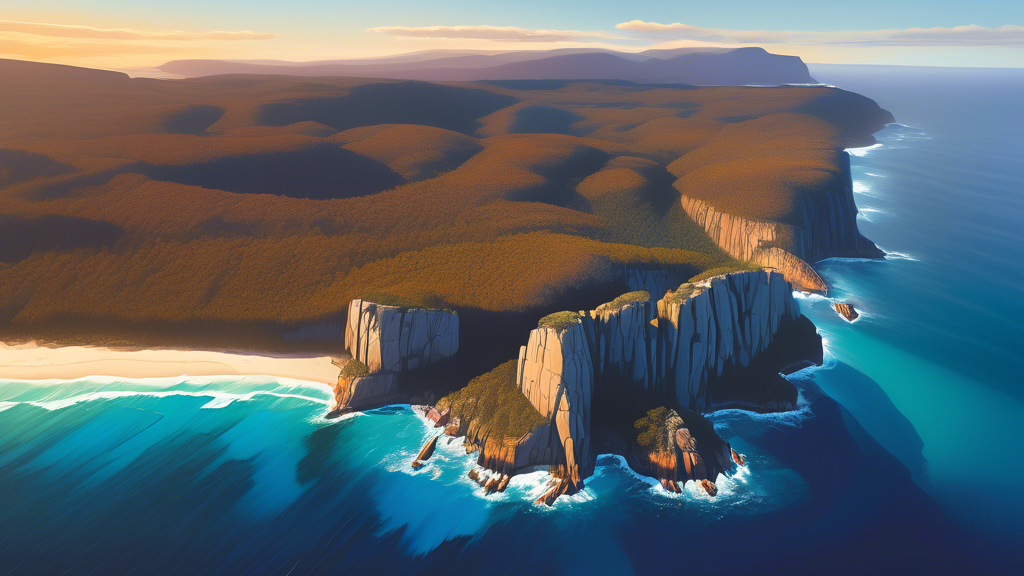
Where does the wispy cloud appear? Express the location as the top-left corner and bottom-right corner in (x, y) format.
(0, 19), (276, 41)
(367, 25), (620, 43)
(0, 19), (277, 66)
(616, 21), (1024, 47)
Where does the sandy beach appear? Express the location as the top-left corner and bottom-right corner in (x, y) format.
(0, 341), (341, 385)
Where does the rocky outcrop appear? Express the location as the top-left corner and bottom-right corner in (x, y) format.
(329, 372), (401, 416)
(626, 407), (740, 494)
(679, 152), (882, 293)
(834, 302), (859, 322)
(411, 435), (440, 469)
(444, 414), (565, 475)
(345, 299), (458, 373)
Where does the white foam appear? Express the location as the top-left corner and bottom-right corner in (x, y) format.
(793, 291), (829, 303)
(706, 389), (812, 428)
(878, 247), (920, 261)
(0, 401), (18, 412)
(6, 388), (331, 412)
(596, 454), (752, 504)
(847, 143), (882, 157)
(857, 207), (889, 223)
(864, 172), (886, 178)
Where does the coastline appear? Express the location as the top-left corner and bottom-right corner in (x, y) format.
(0, 341), (340, 386)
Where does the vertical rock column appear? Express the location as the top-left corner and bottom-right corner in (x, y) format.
(516, 322), (595, 488)
(655, 270), (801, 411)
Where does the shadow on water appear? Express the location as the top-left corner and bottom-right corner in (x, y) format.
(612, 378), (1014, 574)
(807, 361), (928, 483)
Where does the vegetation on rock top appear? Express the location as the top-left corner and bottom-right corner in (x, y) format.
(597, 290), (650, 313)
(634, 406), (674, 454)
(340, 358), (369, 379)
(437, 360), (547, 440)
(688, 263), (761, 284)
(538, 311), (582, 332)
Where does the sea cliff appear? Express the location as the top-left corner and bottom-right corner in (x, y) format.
(681, 152), (883, 292)
(433, 270), (821, 502)
(329, 300), (459, 415)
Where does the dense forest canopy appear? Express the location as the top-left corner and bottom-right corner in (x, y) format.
(0, 59), (891, 350)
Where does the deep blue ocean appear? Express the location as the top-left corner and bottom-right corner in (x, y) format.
(2, 66), (1023, 574)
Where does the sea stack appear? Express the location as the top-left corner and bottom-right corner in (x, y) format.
(834, 302), (859, 322)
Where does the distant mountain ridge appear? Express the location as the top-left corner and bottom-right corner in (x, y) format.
(160, 47), (816, 86)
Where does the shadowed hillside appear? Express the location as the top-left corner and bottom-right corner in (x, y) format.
(0, 59), (890, 355)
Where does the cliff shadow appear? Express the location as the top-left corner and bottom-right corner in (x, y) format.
(397, 272), (649, 400)
(613, 376), (979, 574)
(161, 105), (225, 135)
(801, 360), (928, 482)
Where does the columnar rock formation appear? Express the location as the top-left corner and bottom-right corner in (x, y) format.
(572, 270), (802, 412)
(346, 299), (459, 373)
(516, 322), (595, 488)
(501, 270), (817, 501)
(680, 152), (883, 293)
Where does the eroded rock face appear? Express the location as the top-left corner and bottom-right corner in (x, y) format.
(330, 372), (400, 415)
(516, 323), (594, 488)
(656, 270), (803, 412)
(834, 302), (859, 321)
(345, 299), (458, 373)
(581, 270), (805, 413)
(627, 407), (738, 489)
(505, 270), (816, 502)
(679, 153), (882, 293)
(626, 268), (679, 302)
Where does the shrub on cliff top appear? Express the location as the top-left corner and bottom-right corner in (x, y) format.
(437, 360), (547, 440)
(538, 311), (581, 332)
(688, 263), (760, 283)
(597, 290), (650, 314)
(340, 358), (369, 380)
(663, 283), (697, 305)
(634, 406), (673, 454)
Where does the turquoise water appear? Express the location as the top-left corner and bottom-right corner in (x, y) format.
(2, 67), (1023, 573)
(806, 64), (1024, 540)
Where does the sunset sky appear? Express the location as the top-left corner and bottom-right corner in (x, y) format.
(2, 0), (1022, 71)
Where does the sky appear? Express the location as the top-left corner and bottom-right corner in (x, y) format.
(1, 0), (1022, 71)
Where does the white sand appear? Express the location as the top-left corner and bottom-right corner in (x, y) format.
(0, 341), (340, 385)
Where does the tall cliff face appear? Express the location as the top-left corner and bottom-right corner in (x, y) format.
(504, 270), (819, 498)
(329, 299), (459, 416)
(345, 299), (458, 373)
(680, 152), (882, 292)
(516, 323), (595, 488)
(580, 270), (803, 412)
